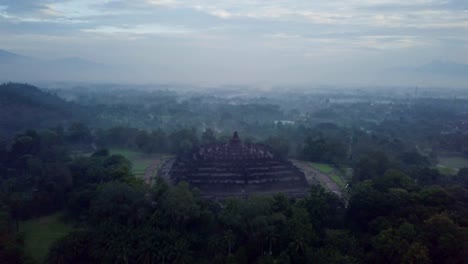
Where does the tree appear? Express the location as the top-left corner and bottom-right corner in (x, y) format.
(89, 182), (149, 226)
(66, 123), (92, 145)
(91, 148), (109, 157)
(372, 169), (414, 192)
(370, 228), (408, 264)
(401, 242), (431, 264)
(347, 182), (392, 231)
(422, 214), (467, 264)
(169, 128), (198, 154)
(158, 182), (202, 228)
(201, 128), (217, 145)
(352, 152), (390, 183)
(456, 168), (468, 187)
(411, 168), (443, 186)
(322, 229), (360, 261)
(398, 151), (430, 168)
(264, 136), (290, 157)
(302, 137), (346, 164)
(286, 207), (316, 263)
(0, 210), (24, 264)
(47, 231), (96, 264)
(300, 185), (344, 232)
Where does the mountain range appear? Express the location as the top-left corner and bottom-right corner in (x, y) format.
(1, 48), (468, 85)
(0, 49), (112, 82)
(412, 60), (468, 76)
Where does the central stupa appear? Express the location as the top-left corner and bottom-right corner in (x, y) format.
(169, 132), (309, 198)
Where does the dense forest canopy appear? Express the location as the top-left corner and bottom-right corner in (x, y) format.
(0, 83), (467, 263)
(2, 0), (468, 262)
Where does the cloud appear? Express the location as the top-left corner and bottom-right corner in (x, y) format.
(82, 24), (192, 35)
(0, 0), (47, 13)
(0, 0), (467, 86)
(3, 1), (468, 31)
(147, 0), (179, 7)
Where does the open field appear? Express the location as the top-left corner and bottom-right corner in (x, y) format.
(310, 162), (334, 174)
(437, 155), (468, 175)
(110, 149), (158, 176)
(19, 213), (72, 263)
(437, 166), (457, 175)
(310, 162), (347, 187)
(110, 149), (173, 180)
(110, 148), (142, 160)
(438, 155), (468, 169)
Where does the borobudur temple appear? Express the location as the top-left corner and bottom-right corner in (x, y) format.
(169, 132), (309, 198)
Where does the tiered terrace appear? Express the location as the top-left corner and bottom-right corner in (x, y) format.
(170, 132), (309, 198)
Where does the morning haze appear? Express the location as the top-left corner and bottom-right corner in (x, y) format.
(1, 1), (468, 264)
(1, 0), (468, 87)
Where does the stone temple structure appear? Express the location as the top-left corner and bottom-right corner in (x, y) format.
(169, 132), (309, 198)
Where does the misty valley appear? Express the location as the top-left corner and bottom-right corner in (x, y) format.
(1, 0), (468, 263)
(0, 82), (467, 263)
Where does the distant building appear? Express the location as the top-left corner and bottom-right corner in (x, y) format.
(274, 120), (295, 125)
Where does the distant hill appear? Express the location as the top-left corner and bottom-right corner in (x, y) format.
(0, 83), (85, 137)
(51, 57), (103, 67)
(388, 60), (468, 87)
(0, 49), (29, 62)
(415, 60), (468, 76)
(0, 49), (112, 82)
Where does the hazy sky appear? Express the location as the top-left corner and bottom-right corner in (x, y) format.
(1, 0), (468, 86)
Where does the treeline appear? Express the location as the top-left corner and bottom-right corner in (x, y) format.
(48, 157), (467, 264)
(0, 128), (467, 263)
(2, 118), (440, 174)
(97, 125), (349, 163)
(95, 126), (199, 155)
(3, 82), (466, 165)
(46, 153), (467, 264)
(0, 129), (136, 263)
(40, 121), (436, 170)
(0, 129), (136, 220)
(0, 83), (85, 138)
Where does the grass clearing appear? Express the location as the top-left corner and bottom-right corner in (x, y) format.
(132, 158), (154, 175)
(110, 148), (153, 176)
(307, 162), (348, 188)
(436, 165), (458, 175)
(19, 213), (72, 263)
(438, 155), (468, 170)
(110, 148), (142, 161)
(310, 162), (334, 174)
(110, 149), (172, 178)
(330, 173), (346, 188)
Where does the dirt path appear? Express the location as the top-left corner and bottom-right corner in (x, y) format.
(142, 156), (175, 186)
(291, 160), (344, 199)
(143, 160), (161, 185)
